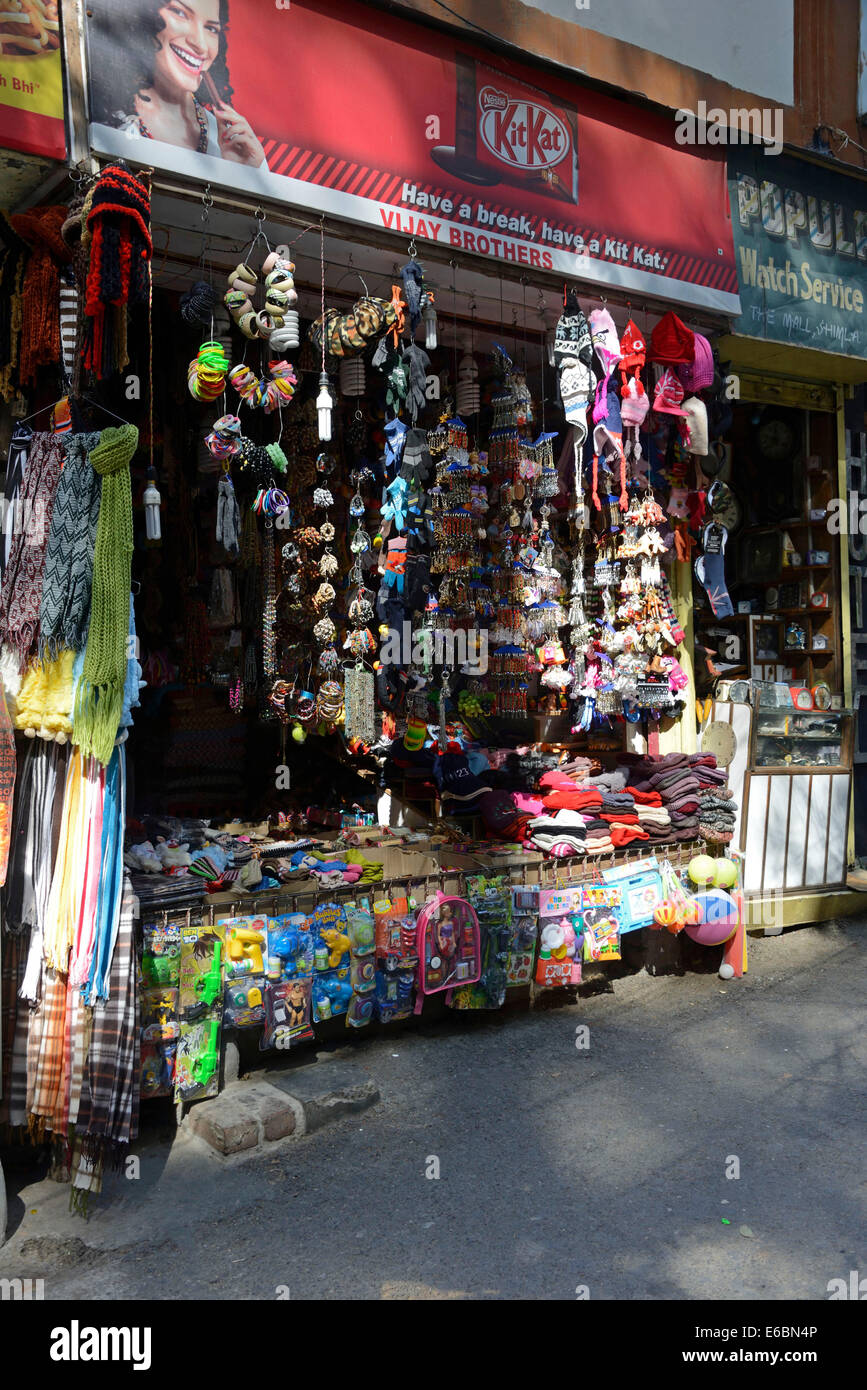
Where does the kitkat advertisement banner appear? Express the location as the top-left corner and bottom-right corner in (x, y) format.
(85, 0), (738, 312)
(0, 0), (65, 160)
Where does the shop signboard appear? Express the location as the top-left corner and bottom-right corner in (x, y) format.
(729, 149), (867, 359)
(84, 0), (738, 313)
(0, 0), (65, 159)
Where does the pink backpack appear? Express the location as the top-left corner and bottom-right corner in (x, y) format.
(413, 892), (481, 1013)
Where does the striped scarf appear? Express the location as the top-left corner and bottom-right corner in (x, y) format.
(73, 423), (137, 765)
(39, 431), (102, 661)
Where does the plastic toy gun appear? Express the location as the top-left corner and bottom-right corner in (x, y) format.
(195, 942), (222, 1007)
(227, 927), (265, 974)
(192, 1020), (219, 1086)
(320, 927), (351, 968)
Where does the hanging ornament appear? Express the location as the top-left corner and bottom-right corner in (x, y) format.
(339, 356), (366, 396)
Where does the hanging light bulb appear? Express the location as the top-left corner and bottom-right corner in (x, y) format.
(143, 470), (162, 541)
(317, 371), (334, 441)
(422, 297), (438, 350)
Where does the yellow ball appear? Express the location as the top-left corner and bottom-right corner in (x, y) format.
(714, 858), (739, 890)
(688, 854), (717, 886)
(291, 723), (306, 744)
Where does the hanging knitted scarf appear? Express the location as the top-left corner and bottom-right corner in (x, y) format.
(82, 165), (152, 380)
(9, 205), (71, 387)
(73, 423), (137, 766)
(0, 432), (64, 664)
(39, 431), (102, 660)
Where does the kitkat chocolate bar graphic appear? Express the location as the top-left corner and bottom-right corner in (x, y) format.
(432, 54), (578, 204)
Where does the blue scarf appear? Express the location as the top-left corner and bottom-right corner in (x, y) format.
(85, 744), (126, 1003)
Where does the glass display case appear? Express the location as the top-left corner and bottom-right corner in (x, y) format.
(752, 709), (853, 770)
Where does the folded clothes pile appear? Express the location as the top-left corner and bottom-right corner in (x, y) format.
(528, 807), (588, 856)
(698, 786), (737, 845)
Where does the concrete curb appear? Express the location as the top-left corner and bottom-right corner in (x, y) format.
(187, 1061), (380, 1156)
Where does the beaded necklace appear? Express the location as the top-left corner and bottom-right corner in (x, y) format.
(137, 96), (209, 153)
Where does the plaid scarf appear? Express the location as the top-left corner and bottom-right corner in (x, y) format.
(28, 964), (68, 1138)
(0, 432), (64, 664)
(75, 873), (139, 1171)
(39, 431), (102, 661)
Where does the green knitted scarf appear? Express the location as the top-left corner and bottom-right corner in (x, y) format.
(73, 423), (137, 765)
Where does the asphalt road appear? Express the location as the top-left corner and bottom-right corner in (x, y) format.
(1, 917), (865, 1300)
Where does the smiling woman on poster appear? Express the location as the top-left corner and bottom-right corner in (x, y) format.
(89, 0), (268, 170)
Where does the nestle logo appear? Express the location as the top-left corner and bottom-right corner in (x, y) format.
(480, 86), (508, 111)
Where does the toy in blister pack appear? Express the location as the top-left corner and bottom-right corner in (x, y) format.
(141, 1040), (176, 1098)
(141, 922), (182, 988)
(413, 890), (481, 1014)
(343, 899), (376, 1028)
(176, 920), (225, 1100)
(178, 921), (225, 1021)
(266, 913), (314, 980)
(310, 900), (353, 1020)
(579, 884), (622, 963)
(508, 885), (539, 986)
(536, 884), (583, 986)
(223, 976), (266, 1027)
(311, 901), (351, 970)
(373, 894), (418, 970)
(224, 915), (269, 979)
(260, 977), (314, 1050)
(141, 987), (180, 1041)
(175, 1017), (221, 1099)
(374, 966), (415, 1023)
(344, 901), (376, 956)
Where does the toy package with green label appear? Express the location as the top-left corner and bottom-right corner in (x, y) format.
(311, 900), (353, 1021)
(176, 921), (226, 1101)
(261, 977), (314, 1050)
(373, 894), (418, 970)
(413, 890), (481, 1013)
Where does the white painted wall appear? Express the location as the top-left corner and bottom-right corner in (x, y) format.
(519, 0), (795, 106)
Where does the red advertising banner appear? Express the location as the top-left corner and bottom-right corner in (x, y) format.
(85, 0), (737, 312)
(0, 0), (65, 160)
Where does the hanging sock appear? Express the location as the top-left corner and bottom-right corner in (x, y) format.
(695, 522), (734, 618)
